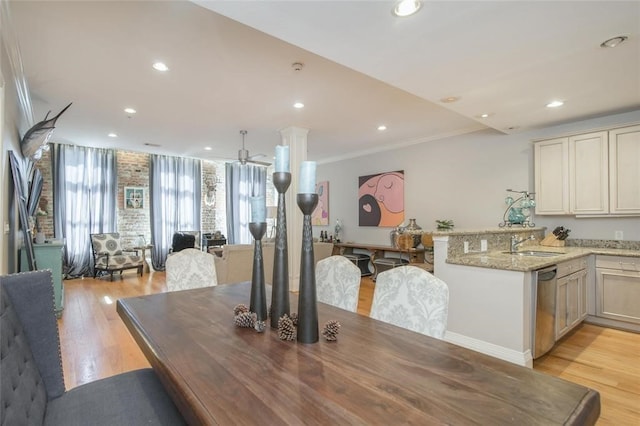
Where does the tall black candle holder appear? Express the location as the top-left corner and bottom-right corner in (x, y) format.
(271, 172), (291, 329)
(296, 193), (319, 344)
(249, 222), (267, 322)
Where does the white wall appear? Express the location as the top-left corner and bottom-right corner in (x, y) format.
(316, 110), (640, 245)
(1, 12), (31, 274)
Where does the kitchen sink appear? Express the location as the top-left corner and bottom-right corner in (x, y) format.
(503, 251), (565, 257)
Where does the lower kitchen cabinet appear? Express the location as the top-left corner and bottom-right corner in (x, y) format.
(556, 266), (587, 340)
(596, 255), (640, 325)
(20, 240), (65, 318)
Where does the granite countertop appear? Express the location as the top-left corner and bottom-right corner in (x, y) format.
(447, 246), (640, 272)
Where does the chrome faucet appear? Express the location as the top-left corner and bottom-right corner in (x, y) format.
(510, 234), (535, 253)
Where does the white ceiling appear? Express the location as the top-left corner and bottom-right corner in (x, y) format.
(8, 1), (640, 164)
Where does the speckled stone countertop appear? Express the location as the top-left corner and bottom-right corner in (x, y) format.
(447, 246), (640, 272)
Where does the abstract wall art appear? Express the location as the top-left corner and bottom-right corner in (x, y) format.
(358, 170), (404, 227)
(312, 181), (329, 225)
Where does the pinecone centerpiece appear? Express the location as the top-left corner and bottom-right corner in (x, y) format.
(234, 304), (250, 316)
(277, 314), (296, 341)
(322, 320), (341, 341)
(234, 311), (257, 328)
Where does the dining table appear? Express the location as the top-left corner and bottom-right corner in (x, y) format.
(116, 281), (600, 425)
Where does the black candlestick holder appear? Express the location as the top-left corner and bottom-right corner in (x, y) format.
(296, 193), (319, 344)
(249, 222), (267, 322)
(271, 172), (292, 329)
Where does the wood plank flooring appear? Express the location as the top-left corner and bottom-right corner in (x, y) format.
(58, 273), (639, 425)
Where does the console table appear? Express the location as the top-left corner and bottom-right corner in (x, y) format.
(20, 239), (65, 317)
(333, 242), (431, 279)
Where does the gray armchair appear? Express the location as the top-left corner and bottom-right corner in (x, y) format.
(0, 270), (185, 425)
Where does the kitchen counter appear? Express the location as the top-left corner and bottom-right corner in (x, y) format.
(447, 246), (640, 272)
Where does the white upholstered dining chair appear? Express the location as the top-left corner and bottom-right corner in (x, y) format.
(370, 265), (449, 339)
(315, 255), (362, 312)
(165, 248), (217, 292)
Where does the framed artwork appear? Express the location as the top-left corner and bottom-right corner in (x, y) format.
(124, 187), (145, 209)
(312, 181), (329, 225)
(358, 170), (404, 227)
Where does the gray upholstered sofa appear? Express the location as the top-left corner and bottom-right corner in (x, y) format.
(0, 270), (185, 425)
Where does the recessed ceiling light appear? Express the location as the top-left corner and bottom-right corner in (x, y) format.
(546, 100), (564, 108)
(378, 125), (387, 131)
(204, 147), (212, 151)
(393, 0), (422, 17)
(506, 126), (520, 131)
(124, 107), (137, 114)
(152, 62), (169, 71)
(477, 113), (493, 119)
(108, 133), (118, 138)
(440, 96), (460, 103)
(293, 102), (304, 109)
(600, 36), (628, 48)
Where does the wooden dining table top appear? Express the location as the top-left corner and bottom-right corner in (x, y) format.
(116, 282), (599, 426)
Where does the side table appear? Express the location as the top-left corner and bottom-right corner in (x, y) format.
(133, 244), (153, 273)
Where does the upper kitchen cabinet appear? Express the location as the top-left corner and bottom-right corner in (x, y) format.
(534, 124), (640, 216)
(534, 137), (570, 214)
(609, 125), (640, 214)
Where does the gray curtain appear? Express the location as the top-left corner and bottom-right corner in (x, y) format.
(150, 155), (201, 270)
(225, 162), (266, 244)
(52, 144), (117, 277)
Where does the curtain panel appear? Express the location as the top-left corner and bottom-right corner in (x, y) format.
(52, 144), (117, 277)
(225, 163), (266, 244)
(150, 155), (201, 270)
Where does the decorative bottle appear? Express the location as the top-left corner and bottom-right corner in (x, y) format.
(404, 218), (423, 248)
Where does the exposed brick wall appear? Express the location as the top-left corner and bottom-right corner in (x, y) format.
(35, 149), (54, 238)
(117, 151), (151, 248)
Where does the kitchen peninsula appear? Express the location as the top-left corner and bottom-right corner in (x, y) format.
(433, 228), (640, 367)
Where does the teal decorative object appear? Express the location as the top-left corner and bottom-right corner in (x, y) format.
(499, 189), (536, 228)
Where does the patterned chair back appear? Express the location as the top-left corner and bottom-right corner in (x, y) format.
(90, 233), (123, 256)
(315, 255), (361, 313)
(370, 265), (449, 339)
(166, 248), (217, 291)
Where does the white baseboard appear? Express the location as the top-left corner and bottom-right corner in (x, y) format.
(444, 331), (533, 368)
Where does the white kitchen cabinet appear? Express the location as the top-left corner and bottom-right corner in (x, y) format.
(609, 125), (640, 214)
(596, 255), (640, 325)
(534, 137), (569, 214)
(555, 258), (588, 340)
(534, 124), (639, 216)
(569, 131), (609, 214)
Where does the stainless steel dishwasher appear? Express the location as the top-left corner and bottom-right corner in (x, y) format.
(532, 265), (558, 359)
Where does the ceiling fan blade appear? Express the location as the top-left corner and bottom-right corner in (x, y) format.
(247, 159), (271, 166)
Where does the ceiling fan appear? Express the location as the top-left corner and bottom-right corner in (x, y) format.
(235, 130), (271, 166)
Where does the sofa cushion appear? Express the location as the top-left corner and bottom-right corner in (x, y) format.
(0, 286), (48, 425)
(94, 254), (143, 269)
(44, 369), (185, 426)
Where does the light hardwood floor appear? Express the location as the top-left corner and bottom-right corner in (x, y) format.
(58, 272), (639, 425)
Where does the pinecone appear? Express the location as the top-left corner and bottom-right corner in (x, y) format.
(233, 303), (249, 316)
(234, 311), (256, 328)
(322, 320), (341, 341)
(277, 315), (296, 341)
(290, 312), (299, 326)
(254, 320), (266, 333)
